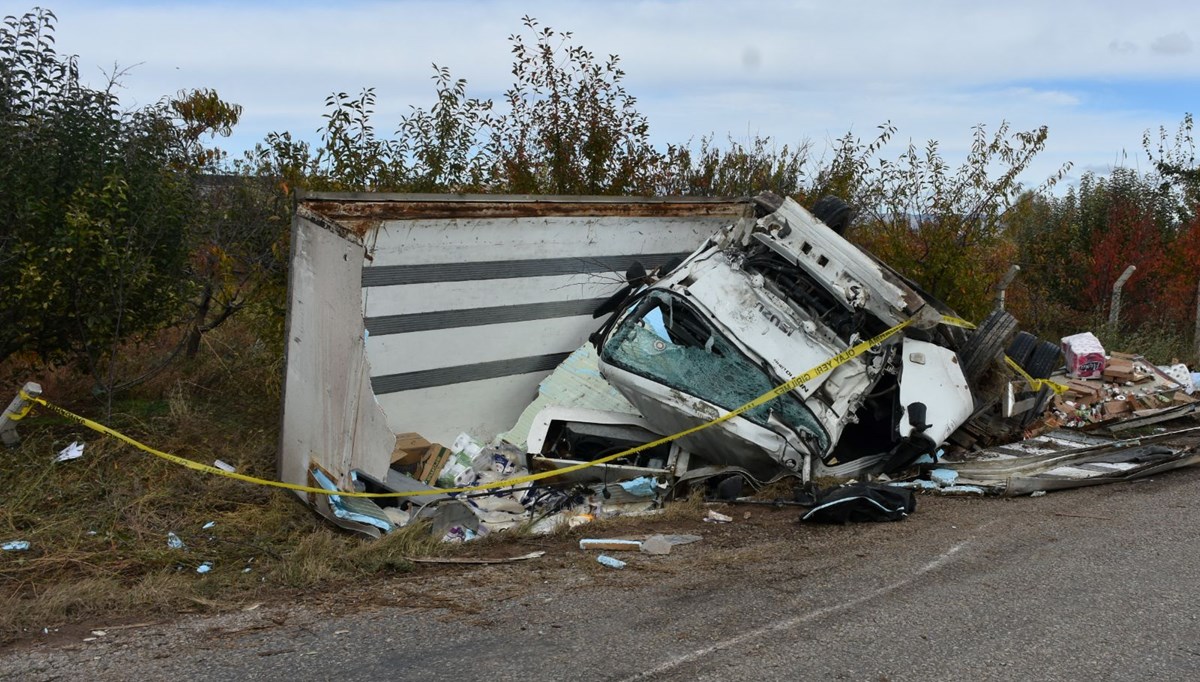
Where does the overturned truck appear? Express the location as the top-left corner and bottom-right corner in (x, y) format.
(280, 191), (1192, 536)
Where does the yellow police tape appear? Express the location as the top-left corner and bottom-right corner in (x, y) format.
(7, 399), (34, 421)
(18, 312), (1028, 499)
(938, 315), (977, 330)
(1004, 356), (1069, 396)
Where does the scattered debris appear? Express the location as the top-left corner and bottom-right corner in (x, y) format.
(1, 540), (30, 551)
(201, 521), (216, 530)
(196, 562), (212, 574)
(937, 427), (1200, 495)
(801, 483), (917, 523)
(596, 555), (627, 569)
(640, 534), (702, 555)
(1030, 490), (1047, 497)
(213, 459), (237, 473)
(53, 440), (84, 463)
(929, 468), (959, 487)
(703, 510), (733, 524)
(166, 532), (185, 550)
(406, 551), (546, 565)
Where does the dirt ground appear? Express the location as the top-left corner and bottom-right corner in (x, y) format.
(0, 490), (943, 654)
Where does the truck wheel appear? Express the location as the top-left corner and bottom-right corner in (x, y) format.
(1023, 340), (1063, 379)
(960, 310), (1018, 382)
(811, 196), (852, 234)
(1006, 331), (1037, 367)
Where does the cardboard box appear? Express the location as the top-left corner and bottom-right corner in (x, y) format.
(1102, 357), (1137, 382)
(1102, 400), (1132, 417)
(391, 432), (432, 467)
(416, 444), (453, 486)
(1065, 379), (1104, 405)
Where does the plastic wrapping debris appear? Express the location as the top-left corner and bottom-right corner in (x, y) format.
(888, 480), (940, 491)
(53, 441), (84, 463)
(166, 532), (185, 550)
(1061, 332), (1106, 379)
(310, 468), (393, 536)
(618, 476), (660, 498)
(196, 562), (212, 574)
(440, 433), (485, 488)
(382, 507), (410, 527)
(442, 527), (478, 543)
(929, 468), (959, 487)
(703, 510), (732, 523)
(201, 521), (216, 530)
(939, 485), (985, 495)
(640, 534), (703, 555)
(596, 555), (627, 569)
(2, 540), (30, 551)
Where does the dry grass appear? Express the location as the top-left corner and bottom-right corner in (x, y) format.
(0, 323), (474, 645)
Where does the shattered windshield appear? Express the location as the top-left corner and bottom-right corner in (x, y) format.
(601, 291), (830, 453)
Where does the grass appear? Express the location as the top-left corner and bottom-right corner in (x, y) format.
(0, 324), (463, 645)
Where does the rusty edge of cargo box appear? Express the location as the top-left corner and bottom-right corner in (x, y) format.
(279, 192), (748, 526)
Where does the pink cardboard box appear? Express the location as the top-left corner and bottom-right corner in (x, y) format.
(1061, 332), (1106, 379)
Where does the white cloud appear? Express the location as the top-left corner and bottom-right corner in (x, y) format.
(37, 0), (1200, 190)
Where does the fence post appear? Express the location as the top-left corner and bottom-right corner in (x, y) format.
(1194, 276), (1200, 363)
(1108, 265), (1137, 330)
(994, 264), (1021, 311)
(0, 382), (42, 448)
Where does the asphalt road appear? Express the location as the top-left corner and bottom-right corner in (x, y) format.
(6, 467), (1200, 681)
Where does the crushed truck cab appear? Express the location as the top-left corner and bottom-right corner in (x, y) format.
(595, 194), (974, 480)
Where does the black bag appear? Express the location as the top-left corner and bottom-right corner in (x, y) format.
(800, 483), (916, 524)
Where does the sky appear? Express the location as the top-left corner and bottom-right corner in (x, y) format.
(38, 0), (1200, 190)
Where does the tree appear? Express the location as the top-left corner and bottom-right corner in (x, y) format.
(0, 9), (246, 400)
(836, 122), (1070, 320)
(484, 16), (663, 195)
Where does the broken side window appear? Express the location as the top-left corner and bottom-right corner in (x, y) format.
(601, 291), (830, 453)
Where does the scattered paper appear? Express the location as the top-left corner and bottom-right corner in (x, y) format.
(53, 441), (84, 463)
(596, 554), (627, 569)
(166, 532), (185, 550)
(703, 510), (732, 523)
(213, 460), (236, 473)
(2, 540), (30, 551)
(196, 562), (213, 574)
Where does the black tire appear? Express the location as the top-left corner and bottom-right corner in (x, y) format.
(811, 196), (852, 234)
(960, 310), (1018, 382)
(1023, 340), (1063, 379)
(1006, 331), (1038, 368)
